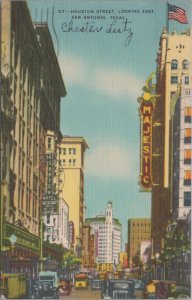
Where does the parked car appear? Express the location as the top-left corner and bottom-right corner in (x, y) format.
(58, 279), (71, 296)
(26, 278), (39, 299)
(155, 280), (190, 299)
(167, 282), (190, 299)
(131, 279), (146, 299)
(91, 279), (102, 290)
(74, 273), (88, 289)
(101, 279), (135, 299)
(38, 271), (59, 299)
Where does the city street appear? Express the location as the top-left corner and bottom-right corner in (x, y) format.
(60, 287), (101, 299)
(0, 1), (191, 300)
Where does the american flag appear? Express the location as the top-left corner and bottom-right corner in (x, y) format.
(168, 4), (188, 24)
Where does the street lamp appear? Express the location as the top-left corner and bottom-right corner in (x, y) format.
(155, 253), (160, 280)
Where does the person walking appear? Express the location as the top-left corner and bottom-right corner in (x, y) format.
(145, 280), (156, 299)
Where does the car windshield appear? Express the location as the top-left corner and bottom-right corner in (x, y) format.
(40, 276), (54, 281)
(134, 280), (144, 288)
(41, 281), (53, 285)
(174, 286), (189, 291)
(75, 278), (87, 282)
(113, 282), (131, 289)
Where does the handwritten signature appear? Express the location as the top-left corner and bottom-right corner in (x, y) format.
(61, 18), (133, 47)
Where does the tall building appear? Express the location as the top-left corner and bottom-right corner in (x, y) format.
(59, 136), (88, 255)
(43, 131), (69, 250)
(128, 218), (151, 268)
(86, 201), (122, 265)
(152, 28), (192, 253)
(43, 198), (69, 249)
(0, 0), (66, 275)
(171, 83), (192, 219)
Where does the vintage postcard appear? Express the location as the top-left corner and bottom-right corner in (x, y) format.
(0, 0), (191, 299)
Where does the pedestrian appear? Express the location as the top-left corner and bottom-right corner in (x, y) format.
(145, 279), (156, 299)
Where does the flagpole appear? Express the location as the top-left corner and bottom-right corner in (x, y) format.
(167, 2), (169, 33)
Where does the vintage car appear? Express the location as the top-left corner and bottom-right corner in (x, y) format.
(168, 282), (190, 299)
(58, 279), (71, 296)
(74, 273), (89, 289)
(131, 279), (147, 299)
(26, 278), (39, 299)
(91, 279), (102, 290)
(155, 280), (190, 299)
(0, 273), (27, 299)
(101, 279), (135, 299)
(38, 271), (59, 299)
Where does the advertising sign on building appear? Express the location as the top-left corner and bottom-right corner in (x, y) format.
(42, 153), (59, 214)
(138, 73), (159, 191)
(139, 94), (154, 191)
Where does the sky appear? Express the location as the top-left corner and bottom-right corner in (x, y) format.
(28, 0), (191, 247)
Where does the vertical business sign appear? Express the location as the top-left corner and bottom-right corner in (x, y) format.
(139, 92), (154, 191)
(42, 153), (58, 214)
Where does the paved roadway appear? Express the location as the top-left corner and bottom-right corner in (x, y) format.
(60, 286), (101, 299)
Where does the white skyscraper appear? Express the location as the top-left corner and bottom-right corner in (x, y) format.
(86, 201), (121, 264)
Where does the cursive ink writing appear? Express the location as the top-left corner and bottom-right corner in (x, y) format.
(61, 18), (133, 47)
(105, 18), (133, 47)
(62, 20), (103, 32)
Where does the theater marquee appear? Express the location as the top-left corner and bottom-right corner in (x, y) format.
(138, 72), (159, 191)
(139, 92), (154, 191)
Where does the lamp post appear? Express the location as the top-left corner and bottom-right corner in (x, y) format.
(155, 253), (160, 280)
(9, 234), (17, 273)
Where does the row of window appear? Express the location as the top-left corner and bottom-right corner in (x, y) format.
(59, 159), (76, 166)
(59, 148), (76, 155)
(171, 59), (189, 70)
(132, 223), (151, 227)
(171, 75), (189, 85)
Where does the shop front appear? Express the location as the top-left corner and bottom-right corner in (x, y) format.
(2, 222), (40, 277)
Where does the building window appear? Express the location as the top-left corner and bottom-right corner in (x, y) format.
(73, 148), (76, 155)
(184, 76), (189, 85)
(182, 60), (189, 70)
(47, 213), (50, 224)
(63, 148), (66, 155)
(73, 159), (76, 166)
(47, 235), (51, 242)
(184, 170), (191, 186)
(184, 149), (191, 164)
(184, 192), (191, 206)
(48, 137), (52, 149)
(69, 159), (72, 166)
(185, 107), (192, 123)
(171, 76), (178, 84)
(63, 159), (66, 166)
(69, 148), (72, 155)
(171, 59), (178, 70)
(184, 128), (191, 143)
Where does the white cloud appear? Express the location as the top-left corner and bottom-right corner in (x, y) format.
(85, 143), (137, 179)
(59, 55), (144, 101)
(58, 55), (86, 85)
(94, 69), (143, 100)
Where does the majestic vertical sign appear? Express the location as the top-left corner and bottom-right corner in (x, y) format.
(139, 92), (154, 191)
